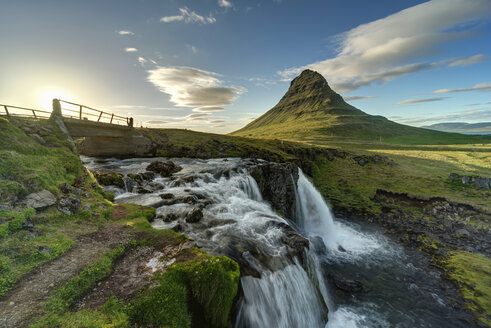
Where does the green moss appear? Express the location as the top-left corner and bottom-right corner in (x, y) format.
(131, 252), (240, 328)
(32, 296), (129, 328)
(445, 251), (491, 326)
(130, 272), (191, 328)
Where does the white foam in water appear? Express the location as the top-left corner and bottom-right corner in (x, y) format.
(236, 262), (327, 328)
(326, 305), (390, 328)
(84, 157), (413, 328)
(296, 169), (390, 262)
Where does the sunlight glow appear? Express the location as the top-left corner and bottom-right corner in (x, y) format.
(38, 90), (75, 111)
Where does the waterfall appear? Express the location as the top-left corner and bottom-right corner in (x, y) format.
(295, 169), (338, 249)
(236, 260), (327, 328)
(84, 157), (468, 328)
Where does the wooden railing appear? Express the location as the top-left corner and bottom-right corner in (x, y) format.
(0, 104), (52, 119)
(57, 99), (129, 125)
(0, 100), (131, 126)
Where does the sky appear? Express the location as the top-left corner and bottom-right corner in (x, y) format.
(0, 0), (490, 133)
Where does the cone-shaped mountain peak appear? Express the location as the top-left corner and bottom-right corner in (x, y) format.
(231, 69), (438, 141)
(277, 69), (349, 109)
(288, 69), (332, 94)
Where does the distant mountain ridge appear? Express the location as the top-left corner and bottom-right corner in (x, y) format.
(422, 122), (491, 134)
(231, 70), (454, 142)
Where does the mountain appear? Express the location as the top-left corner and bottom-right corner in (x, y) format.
(230, 70), (458, 142)
(422, 122), (491, 135)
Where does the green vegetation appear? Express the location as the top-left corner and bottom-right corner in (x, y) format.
(0, 208), (35, 238)
(31, 296), (129, 328)
(445, 251), (491, 326)
(141, 128), (301, 161)
(40, 244), (130, 316)
(230, 70), (491, 145)
(312, 149), (490, 217)
(0, 118), (84, 204)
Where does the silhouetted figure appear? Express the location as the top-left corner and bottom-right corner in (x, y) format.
(51, 98), (62, 118)
(127, 117), (134, 127)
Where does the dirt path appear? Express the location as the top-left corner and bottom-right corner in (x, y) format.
(0, 226), (132, 328)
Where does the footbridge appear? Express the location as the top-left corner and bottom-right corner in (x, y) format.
(1, 99), (134, 138)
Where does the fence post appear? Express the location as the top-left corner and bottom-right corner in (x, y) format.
(79, 106), (82, 120)
(97, 112), (103, 122)
(3, 105), (9, 116)
(32, 110), (37, 119)
(110, 113), (114, 124)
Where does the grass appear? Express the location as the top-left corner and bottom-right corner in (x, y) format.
(0, 118), (84, 204)
(31, 204), (240, 328)
(31, 244), (132, 328)
(445, 251), (491, 326)
(141, 128), (300, 161)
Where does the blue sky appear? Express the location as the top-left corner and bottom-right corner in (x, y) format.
(1, 0), (490, 133)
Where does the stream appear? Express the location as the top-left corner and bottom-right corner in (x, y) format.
(82, 156), (473, 328)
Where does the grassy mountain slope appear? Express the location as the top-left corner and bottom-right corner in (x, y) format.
(231, 70), (491, 145)
(423, 122), (491, 134)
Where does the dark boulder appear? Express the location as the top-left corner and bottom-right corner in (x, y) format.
(328, 273), (364, 293)
(184, 208), (203, 223)
(58, 196), (81, 215)
(60, 183), (72, 194)
(146, 161), (182, 177)
(94, 172), (125, 188)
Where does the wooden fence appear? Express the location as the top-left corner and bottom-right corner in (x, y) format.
(0, 100), (130, 126)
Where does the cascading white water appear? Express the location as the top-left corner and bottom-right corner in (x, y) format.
(83, 157), (468, 328)
(296, 169), (338, 248)
(296, 169), (387, 261)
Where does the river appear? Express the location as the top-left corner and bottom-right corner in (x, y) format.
(82, 156), (474, 328)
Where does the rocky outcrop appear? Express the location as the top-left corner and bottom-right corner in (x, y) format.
(93, 172), (125, 188)
(370, 189), (491, 257)
(147, 161), (182, 177)
(449, 173), (490, 190)
(21, 190), (57, 210)
(353, 155), (395, 167)
(57, 196), (81, 215)
(249, 162), (298, 221)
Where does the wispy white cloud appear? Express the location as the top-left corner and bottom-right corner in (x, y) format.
(448, 54), (487, 67)
(433, 82), (491, 94)
(396, 97), (448, 105)
(396, 108), (491, 125)
(118, 30), (134, 35)
(344, 96), (376, 101)
(218, 0), (233, 8)
(161, 7), (216, 24)
(188, 45), (198, 54)
(125, 47), (138, 52)
(138, 57), (147, 66)
(278, 0), (491, 93)
(209, 119), (225, 123)
(186, 113), (212, 120)
(193, 106), (225, 112)
(146, 66), (244, 108)
(146, 120), (168, 124)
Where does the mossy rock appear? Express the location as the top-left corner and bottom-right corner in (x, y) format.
(131, 252), (240, 328)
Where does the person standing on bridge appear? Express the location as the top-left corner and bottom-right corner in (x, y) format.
(127, 117), (134, 128)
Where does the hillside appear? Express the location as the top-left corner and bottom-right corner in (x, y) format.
(231, 70), (491, 144)
(423, 122), (491, 134)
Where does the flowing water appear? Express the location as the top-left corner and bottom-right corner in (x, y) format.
(82, 156), (474, 328)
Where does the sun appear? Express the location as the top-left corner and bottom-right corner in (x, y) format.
(38, 90), (75, 111)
